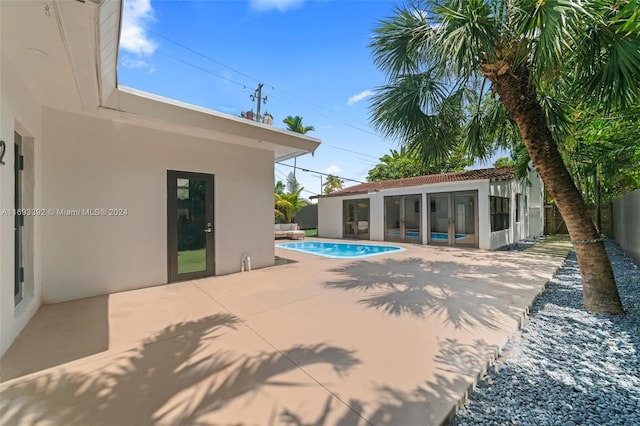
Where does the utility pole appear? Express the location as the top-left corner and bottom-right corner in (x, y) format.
(250, 83), (267, 122)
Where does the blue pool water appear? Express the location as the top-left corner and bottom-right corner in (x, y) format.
(387, 231), (421, 239)
(386, 231), (469, 240)
(277, 241), (405, 259)
(431, 232), (468, 241)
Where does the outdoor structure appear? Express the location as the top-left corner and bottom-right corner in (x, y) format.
(317, 167), (544, 250)
(0, 0), (319, 355)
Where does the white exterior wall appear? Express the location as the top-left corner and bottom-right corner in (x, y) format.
(0, 53), (44, 354)
(488, 167), (544, 249)
(319, 181), (494, 248)
(489, 180), (521, 249)
(318, 194), (353, 238)
(39, 108), (275, 303)
(527, 168), (544, 237)
(318, 170), (544, 251)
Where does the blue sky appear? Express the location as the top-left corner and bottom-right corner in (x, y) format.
(118, 0), (493, 199)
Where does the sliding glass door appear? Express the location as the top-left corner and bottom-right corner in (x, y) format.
(385, 195), (421, 243)
(454, 193), (477, 246)
(343, 199), (370, 239)
(429, 194), (450, 244)
(428, 191), (478, 247)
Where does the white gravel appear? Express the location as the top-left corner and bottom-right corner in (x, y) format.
(453, 239), (640, 426)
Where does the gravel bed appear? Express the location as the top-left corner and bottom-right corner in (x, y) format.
(453, 239), (640, 426)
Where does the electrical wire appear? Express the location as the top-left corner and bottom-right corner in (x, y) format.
(120, 28), (386, 174)
(119, 23), (379, 135)
(276, 162), (366, 184)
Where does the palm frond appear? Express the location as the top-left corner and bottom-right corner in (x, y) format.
(370, 70), (470, 164)
(516, 0), (587, 83)
(370, 3), (436, 76)
(610, 0), (640, 36)
(462, 94), (518, 160)
(435, 0), (500, 78)
(369, 71), (448, 140)
(571, 8), (640, 110)
(537, 92), (574, 145)
(512, 142), (532, 181)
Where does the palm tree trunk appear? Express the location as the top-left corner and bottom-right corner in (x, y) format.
(490, 66), (623, 314)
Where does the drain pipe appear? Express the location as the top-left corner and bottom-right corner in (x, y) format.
(241, 254), (251, 272)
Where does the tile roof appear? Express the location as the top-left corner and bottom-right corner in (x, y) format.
(324, 167), (515, 197)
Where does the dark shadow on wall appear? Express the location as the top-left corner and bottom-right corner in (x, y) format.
(323, 258), (537, 331)
(1, 295), (109, 382)
(0, 314), (361, 426)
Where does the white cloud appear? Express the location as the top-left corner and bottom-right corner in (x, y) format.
(323, 165), (341, 175)
(121, 57), (156, 73)
(347, 89), (374, 106)
(249, 0), (305, 12)
(120, 0), (157, 57)
(121, 58), (148, 69)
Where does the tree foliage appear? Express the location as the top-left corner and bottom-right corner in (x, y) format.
(566, 107), (640, 203)
(492, 157), (515, 168)
(367, 146), (473, 182)
(274, 180), (286, 195)
(274, 188), (308, 224)
(286, 172), (300, 194)
(283, 116), (315, 134)
(323, 175), (344, 194)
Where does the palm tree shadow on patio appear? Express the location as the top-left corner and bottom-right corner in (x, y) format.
(278, 375), (475, 426)
(278, 337), (499, 426)
(324, 258), (534, 331)
(0, 313), (360, 426)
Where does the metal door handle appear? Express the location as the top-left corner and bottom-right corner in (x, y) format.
(204, 228), (212, 233)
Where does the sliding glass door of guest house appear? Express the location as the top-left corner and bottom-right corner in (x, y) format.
(427, 191), (478, 247)
(343, 199), (370, 240)
(384, 195), (422, 243)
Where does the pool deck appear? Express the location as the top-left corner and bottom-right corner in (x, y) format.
(0, 237), (571, 425)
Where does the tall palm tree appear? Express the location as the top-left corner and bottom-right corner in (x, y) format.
(283, 115), (315, 134)
(323, 174), (344, 195)
(370, 0), (640, 314)
(283, 115), (315, 179)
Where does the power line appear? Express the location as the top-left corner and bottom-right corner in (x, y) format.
(122, 36), (250, 89)
(323, 144), (381, 160)
(276, 162), (366, 184)
(121, 23), (380, 135)
(126, 18), (262, 85)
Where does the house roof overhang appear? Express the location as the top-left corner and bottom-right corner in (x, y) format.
(1, 0), (320, 161)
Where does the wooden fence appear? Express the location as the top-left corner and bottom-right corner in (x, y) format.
(544, 203), (612, 236)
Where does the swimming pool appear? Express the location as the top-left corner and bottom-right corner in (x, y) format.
(277, 241), (405, 259)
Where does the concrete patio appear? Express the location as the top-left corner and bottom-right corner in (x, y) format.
(0, 238), (571, 425)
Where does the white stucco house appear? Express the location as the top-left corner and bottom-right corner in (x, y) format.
(317, 167), (544, 250)
(0, 0), (320, 354)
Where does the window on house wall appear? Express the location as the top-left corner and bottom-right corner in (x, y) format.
(515, 193), (522, 223)
(490, 196), (510, 231)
